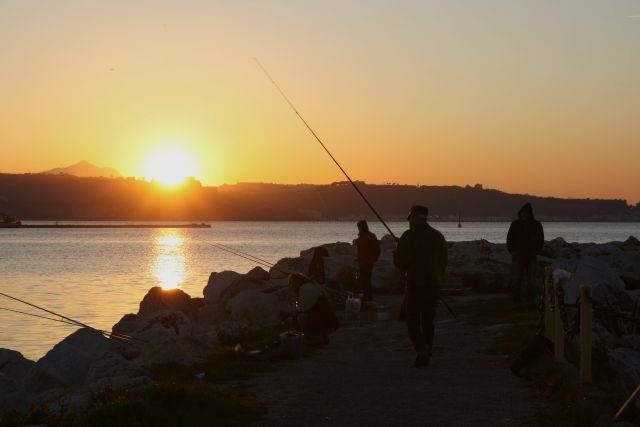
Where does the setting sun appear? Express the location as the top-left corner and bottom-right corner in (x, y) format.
(143, 148), (198, 186)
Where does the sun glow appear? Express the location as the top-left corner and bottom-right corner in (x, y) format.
(152, 230), (186, 290)
(143, 148), (198, 186)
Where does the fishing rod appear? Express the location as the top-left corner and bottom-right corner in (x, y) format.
(0, 306), (141, 342)
(254, 58), (397, 240)
(255, 59), (457, 320)
(0, 291), (146, 343)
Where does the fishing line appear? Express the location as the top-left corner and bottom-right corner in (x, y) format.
(0, 306), (140, 343)
(0, 291), (145, 343)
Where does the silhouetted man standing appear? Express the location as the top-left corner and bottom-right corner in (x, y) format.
(356, 220), (380, 303)
(507, 202), (544, 303)
(394, 205), (448, 368)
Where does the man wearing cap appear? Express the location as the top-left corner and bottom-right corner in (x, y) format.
(356, 220), (381, 304)
(394, 205), (448, 367)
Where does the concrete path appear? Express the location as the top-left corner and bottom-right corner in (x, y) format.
(246, 296), (548, 427)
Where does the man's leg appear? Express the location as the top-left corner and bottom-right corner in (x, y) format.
(511, 256), (524, 303)
(524, 256), (537, 303)
(360, 264), (374, 301)
(421, 288), (439, 358)
(406, 288), (425, 353)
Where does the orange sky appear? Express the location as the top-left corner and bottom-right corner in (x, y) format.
(1, 1), (639, 203)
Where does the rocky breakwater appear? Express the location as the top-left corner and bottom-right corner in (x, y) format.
(0, 265), (297, 415)
(3, 235), (640, 414)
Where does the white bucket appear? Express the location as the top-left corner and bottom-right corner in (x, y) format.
(345, 295), (361, 320)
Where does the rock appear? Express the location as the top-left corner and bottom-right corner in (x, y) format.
(592, 322), (618, 349)
(131, 312), (215, 366)
(561, 256), (626, 305)
(542, 237), (581, 259)
(608, 348), (640, 387)
(227, 290), (280, 328)
(0, 349), (35, 412)
(85, 350), (151, 391)
(623, 236), (640, 248)
(246, 266), (270, 281)
(371, 260), (403, 290)
(620, 334), (640, 352)
(0, 348), (34, 381)
(34, 328), (109, 387)
(299, 242), (354, 258)
(138, 287), (192, 317)
(203, 270), (242, 304)
(219, 276), (265, 305)
(270, 257), (311, 279)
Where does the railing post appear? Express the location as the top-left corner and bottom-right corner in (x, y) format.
(544, 267), (554, 340)
(580, 284), (593, 383)
(553, 279), (565, 362)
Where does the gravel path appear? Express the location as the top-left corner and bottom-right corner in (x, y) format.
(247, 297), (548, 427)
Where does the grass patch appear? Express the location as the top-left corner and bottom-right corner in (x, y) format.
(455, 295), (539, 355)
(0, 328), (298, 427)
(454, 294), (625, 427)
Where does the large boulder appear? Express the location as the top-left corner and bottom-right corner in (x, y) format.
(227, 290), (280, 328)
(447, 240), (512, 290)
(246, 266), (270, 281)
(138, 287), (192, 317)
(299, 242), (354, 258)
(561, 256), (626, 305)
(0, 348), (34, 381)
(203, 270), (243, 304)
(541, 237), (582, 260)
(0, 349), (35, 412)
(372, 260), (403, 290)
(34, 328), (109, 388)
(120, 311), (217, 366)
(269, 257), (311, 279)
(608, 348), (640, 388)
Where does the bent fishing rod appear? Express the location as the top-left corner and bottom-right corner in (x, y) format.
(255, 59), (457, 319)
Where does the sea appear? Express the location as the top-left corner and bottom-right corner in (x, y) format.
(1, 221), (639, 360)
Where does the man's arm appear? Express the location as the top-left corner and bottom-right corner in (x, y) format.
(393, 232), (411, 270)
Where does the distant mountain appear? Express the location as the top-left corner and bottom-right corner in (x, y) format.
(42, 161), (121, 178)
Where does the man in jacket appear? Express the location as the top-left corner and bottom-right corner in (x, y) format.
(394, 205), (448, 368)
(507, 202), (544, 303)
(356, 220), (381, 303)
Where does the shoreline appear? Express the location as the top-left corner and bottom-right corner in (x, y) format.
(0, 223), (211, 229)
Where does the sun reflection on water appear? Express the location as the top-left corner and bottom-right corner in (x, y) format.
(152, 230), (186, 290)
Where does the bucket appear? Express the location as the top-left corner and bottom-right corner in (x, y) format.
(376, 305), (391, 321)
(279, 331), (304, 359)
(344, 295), (361, 320)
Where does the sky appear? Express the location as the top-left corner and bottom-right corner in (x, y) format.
(1, 0), (639, 203)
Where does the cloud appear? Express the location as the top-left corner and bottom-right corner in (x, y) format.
(626, 15), (640, 18)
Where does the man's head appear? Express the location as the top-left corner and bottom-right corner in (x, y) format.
(408, 205), (429, 228)
(518, 203), (534, 220)
(357, 220), (369, 233)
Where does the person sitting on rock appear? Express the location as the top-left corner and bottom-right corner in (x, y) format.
(288, 272), (339, 345)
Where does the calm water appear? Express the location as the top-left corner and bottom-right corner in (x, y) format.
(1, 221), (639, 360)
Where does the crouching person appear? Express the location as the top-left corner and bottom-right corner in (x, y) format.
(288, 272), (339, 345)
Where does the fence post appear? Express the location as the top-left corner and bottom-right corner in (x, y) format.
(580, 284), (593, 383)
(544, 267), (554, 340)
(553, 279), (565, 362)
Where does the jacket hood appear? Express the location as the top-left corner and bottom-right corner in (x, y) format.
(518, 202), (535, 220)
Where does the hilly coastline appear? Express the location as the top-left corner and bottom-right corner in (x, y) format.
(1, 174), (638, 221)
